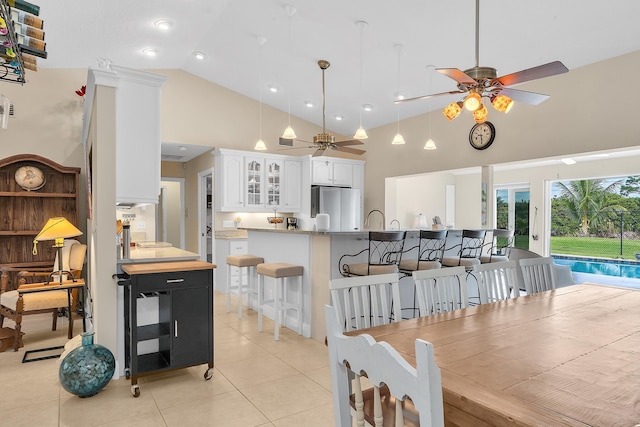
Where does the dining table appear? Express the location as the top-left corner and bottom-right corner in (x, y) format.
(345, 283), (640, 426)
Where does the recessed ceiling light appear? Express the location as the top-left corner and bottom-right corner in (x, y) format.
(394, 91), (407, 101)
(193, 51), (207, 60)
(304, 101), (314, 108)
(362, 104), (373, 111)
(561, 158), (576, 165)
(335, 115), (344, 121)
(154, 20), (173, 31)
(179, 146), (188, 151)
(266, 84), (279, 93)
(142, 48), (158, 57)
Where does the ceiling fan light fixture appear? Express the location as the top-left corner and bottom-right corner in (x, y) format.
(464, 92), (482, 111)
(392, 133), (405, 145)
(354, 126), (368, 140)
(281, 125), (297, 140)
(254, 139), (267, 151)
(473, 103), (489, 123)
(442, 102), (463, 120)
(491, 94), (514, 113)
(424, 138), (437, 150)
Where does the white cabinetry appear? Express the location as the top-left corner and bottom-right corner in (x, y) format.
(215, 153), (244, 210)
(311, 158), (353, 187)
(86, 66), (167, 205)
(214, 149), (301, 212)
(283, 159), (302, 211)
(214, 239), (248, 293)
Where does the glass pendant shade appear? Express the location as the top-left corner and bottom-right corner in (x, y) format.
(463, 92), (482, 111)
(392, 133), (406, 145)
(424, 138), (437, 150)
(491, 94), (514, 113)
(254, 139), (267, 150)
(354, 126), (368, 140)
(281, 125), (297, 139)
(473, 104), (489, 123)
(442, 102), (463, 120)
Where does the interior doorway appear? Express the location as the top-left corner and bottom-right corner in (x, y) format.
(495, 185), (530, 250)
(198, 168), (214, 263)
(158, 178), (185, 248)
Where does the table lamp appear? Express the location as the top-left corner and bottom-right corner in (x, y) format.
(32, 217), (83, 284)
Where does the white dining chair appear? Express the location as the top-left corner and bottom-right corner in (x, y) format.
(476, 260), (520, 304)
(325, 304), (445, 427)
(328, 273), (402, 331)
(519, 257), (558, 294)
(412, 266), (468, 317)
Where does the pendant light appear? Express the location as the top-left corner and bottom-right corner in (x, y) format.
(424, 65), (437, 150)
(281, 5), (297, 140)
(353, 20), (368, 140)
(391, 44), (405, 145)
(254, 36), (267, 151)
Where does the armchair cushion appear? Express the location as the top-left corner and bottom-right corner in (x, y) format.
(1, 289), (72, 312)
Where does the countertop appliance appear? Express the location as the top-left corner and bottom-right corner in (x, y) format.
(287, 217), (298, 230)
(311, 186), (361, 231)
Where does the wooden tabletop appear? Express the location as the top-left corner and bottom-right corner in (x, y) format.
(121, 260), (216, 275)
(347, 283), (640, 426)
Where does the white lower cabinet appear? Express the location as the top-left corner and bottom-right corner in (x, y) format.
(214, 239), (248, 293)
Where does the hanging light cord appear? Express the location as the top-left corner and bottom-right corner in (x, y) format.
(358, 25), (364, 127)
(428, 69), (433, 138)
(259, 41), (263, 140)
(287, 12), (292, 126)
(396, 45), (401, 134)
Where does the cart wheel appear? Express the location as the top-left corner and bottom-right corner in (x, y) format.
(124, 368), (131, 380)
(204, 368), (213, 380)
(131, 385), (140, 397)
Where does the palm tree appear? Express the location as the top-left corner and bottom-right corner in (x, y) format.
(556, 179), (625, 236)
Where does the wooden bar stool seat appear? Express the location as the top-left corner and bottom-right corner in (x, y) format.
(256, 263), (304, 340)
(226, 255), (264, 318)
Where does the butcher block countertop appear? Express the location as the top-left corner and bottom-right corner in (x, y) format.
(121, 260), (216, 275)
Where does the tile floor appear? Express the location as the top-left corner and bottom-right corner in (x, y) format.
(0, 292), (336, 427)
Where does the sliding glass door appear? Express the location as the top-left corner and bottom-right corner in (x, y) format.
(495, 186), (530, 250)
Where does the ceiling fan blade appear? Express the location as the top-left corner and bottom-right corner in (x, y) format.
(495, 61), (568, 87)
(334, 139), (364, 147)
(312, 148), (326, 157)
(437, 68), (477, 85)
(396, 90), (465, 104)
(334, 146), (366, 156)
(499, 88), (550, 105)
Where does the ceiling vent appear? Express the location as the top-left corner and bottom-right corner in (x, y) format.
(161, 154), (185, 161)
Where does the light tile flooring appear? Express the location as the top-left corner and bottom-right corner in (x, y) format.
(0, 292), (336, 426)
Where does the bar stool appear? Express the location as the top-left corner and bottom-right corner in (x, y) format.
(226, 255), (264, 318)
(256, 263), (304, 340)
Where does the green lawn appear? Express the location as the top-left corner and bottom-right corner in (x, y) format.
(550, 236), (640, 260)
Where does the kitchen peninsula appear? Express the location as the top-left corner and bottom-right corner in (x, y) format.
(241, 227), (467, 341)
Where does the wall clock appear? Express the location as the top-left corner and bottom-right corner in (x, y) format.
(15, 165), (46, 190)
(469, 121), (496, 150)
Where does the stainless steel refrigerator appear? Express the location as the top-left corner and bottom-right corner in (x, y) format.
(311, 186), (361, 231)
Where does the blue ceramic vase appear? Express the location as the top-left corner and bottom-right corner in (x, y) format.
(59, 332), (115, 398)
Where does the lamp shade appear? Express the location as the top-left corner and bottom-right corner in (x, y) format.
(491, 94), (514, 113)
(472, 104), (488, 123)
(463, 92), (482, 111)
(353, 126), (368, 140)
(442, 102), (462, 120)
(254, 139), (267, 151)
(33, 217), (82, 255)
(281, 125), (297, 140)
(391, 133), (406, 145)
(424, 138), (437, 150)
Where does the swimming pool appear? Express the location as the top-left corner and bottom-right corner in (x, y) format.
(553, 255), (640, 279)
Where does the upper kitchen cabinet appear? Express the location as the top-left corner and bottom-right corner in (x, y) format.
(215, 151), (244, 210)
(311, 157), (363, 187)
(214, 149), (301, 212)
(82, 65), (167, 205)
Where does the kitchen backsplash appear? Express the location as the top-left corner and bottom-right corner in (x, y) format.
(116, 204), (157, 242)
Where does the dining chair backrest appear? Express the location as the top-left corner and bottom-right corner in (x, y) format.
(325, 304), (445, 427)
(329, 273), (401, 331)
(412, 266), (468, 317)
(399, 230), (447, 274)
(476, 260), (520, 304)
(339, 231), (406, 276)
(519, 257), (557, 294)
(441, 229), (486, 270)
(480, 229), (514, 263)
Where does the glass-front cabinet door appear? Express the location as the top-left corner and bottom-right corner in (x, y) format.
(245, 158), (263, 208)
(266, 159), (283, 208)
